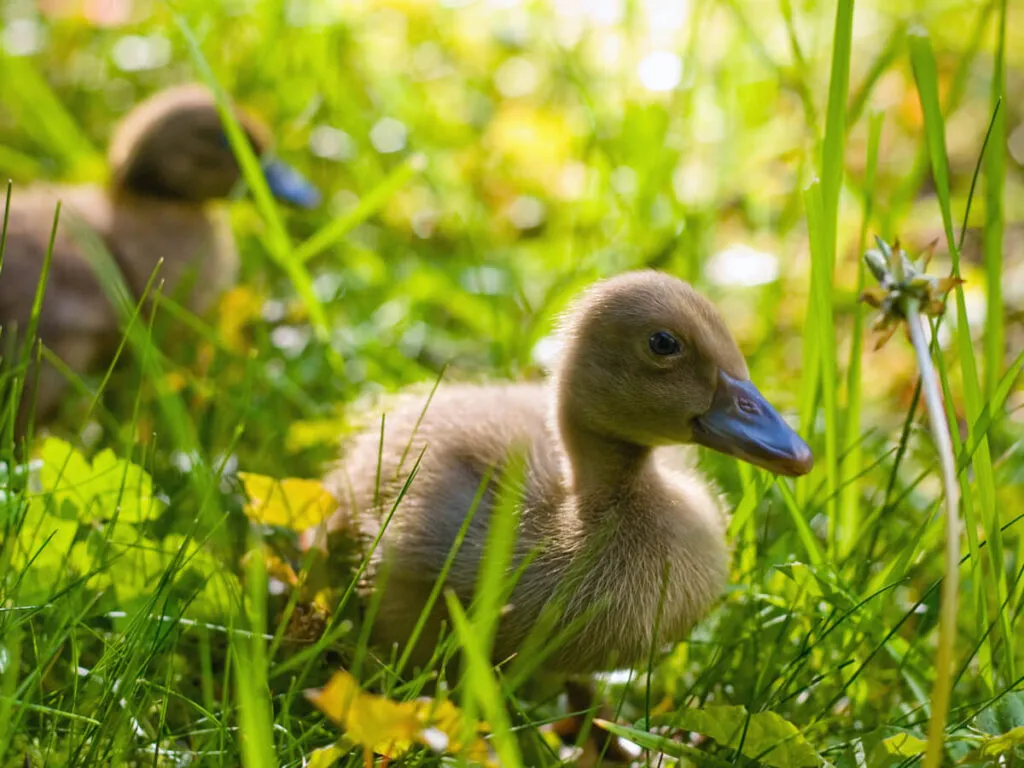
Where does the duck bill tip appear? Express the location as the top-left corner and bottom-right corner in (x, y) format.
(692, 371), (814, 477)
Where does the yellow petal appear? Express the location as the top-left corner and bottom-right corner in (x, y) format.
(238, 472), (335, 530)
(216, 286), (263, 353)
(307, 744), (345, 768)
(307, 671), (420, 759)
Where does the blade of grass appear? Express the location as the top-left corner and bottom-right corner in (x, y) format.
(819, 0), (854, 557)
(797, 0), (853, 524)
(840, 111), (883, 554)
(13, 202), (61, 444)
(910, 26), (1013, 688)
(235, 532), (278, 768)
(775, 479), (825, 567)
(294, 153), (425, 265)
(983, 0), (1007, 400)
(804, 180), (838, 553)
(0, 56), (103, 179)
(444, 593), (522, 768)
(888, 1), (996, 216)
(172, 13), (339, 371)
(846, 25), (906, 130)
(391, 468), (493, 682)
(67, 219), (234, 565)
(905, 305), (960, 768)
(469, 453), (524, 656)
(0, 180), (10, 271)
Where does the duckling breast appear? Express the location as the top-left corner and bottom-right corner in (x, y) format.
(107, 195), (238, 314)
(497, 465), (729, 675)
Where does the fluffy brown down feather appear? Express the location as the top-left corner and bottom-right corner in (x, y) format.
(309, 271), (745, 676)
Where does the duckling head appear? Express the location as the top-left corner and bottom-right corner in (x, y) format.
(107, 84), (320, 208)
(554, 270), (813, 476)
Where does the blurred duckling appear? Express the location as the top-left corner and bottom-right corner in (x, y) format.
(307, 270), (813, 678)
(0, 84), (319, 430)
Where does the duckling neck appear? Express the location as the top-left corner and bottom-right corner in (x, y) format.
(556, 409), (654, 521)
(109, 175), (199, 205)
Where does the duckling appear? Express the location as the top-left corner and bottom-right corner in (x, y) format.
(309, 270), (813, 679)
(0, 84), (319, 430)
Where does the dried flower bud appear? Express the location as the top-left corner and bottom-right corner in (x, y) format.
(861, 235), (963, 349)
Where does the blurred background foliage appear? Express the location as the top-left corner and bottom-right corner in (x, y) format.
(1, 0), (1022, 450)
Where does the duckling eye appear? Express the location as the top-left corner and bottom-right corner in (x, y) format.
(648, 331), (681, 356)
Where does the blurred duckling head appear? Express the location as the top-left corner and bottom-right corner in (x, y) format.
(554, 270), (813, 476)
(107, 84), (320, 208)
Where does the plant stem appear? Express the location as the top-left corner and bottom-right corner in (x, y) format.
(905, 303), (960, 768)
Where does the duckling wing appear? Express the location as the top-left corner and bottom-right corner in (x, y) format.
(0, 187), (122, 427)
(0, 187), (119, 347)
(321, 382), (566, 578)
(319, 382), (564, 667)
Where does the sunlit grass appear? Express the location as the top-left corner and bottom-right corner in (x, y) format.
(0, 0), (1022, 766)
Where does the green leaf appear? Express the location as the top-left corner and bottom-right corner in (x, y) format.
(594, 719), (734, 768)
(976, 693), (1024, 736)
(654, 705), (820, 768)
(837, 730), (927, 768)
(15, 499), (78, 572)
(879, 733), (926, 758)
(776, 562), (857, 611)
(34, 439), (165, 523)
(971, 726), (1024, 759)
(88, 450), (164, 523)
(306, 744), (345, 768)
(37, 438), (93, 513)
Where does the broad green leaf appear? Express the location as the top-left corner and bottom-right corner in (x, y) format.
(976, 692), (1024, 736)
(162, 534), (245, 620)
(34, 439), (165, 523)
(879, 733), (926, 758)
(656, 705), (820, 768)
(69, 524), (167, 602)
(837, 730), (928, 768)
(971, 726), (1024, 759)
(37, 438), (93, 512)
(88, 450), (164, 523)
(15, 499), (78, 571)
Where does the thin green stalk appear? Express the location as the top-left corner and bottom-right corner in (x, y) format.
(173, 13), (339, 373)
(797, 0), (853, 528)
(445, 594), (523, 768)
(804, 181), (838, 548)
(905, 305), (960, 768)
(294, 154), (425, 265)
(235, 532), (277, 768)
(983, 0), (1007, 400)
(910, 26), (1013, 686)
(840, 111), (883, 552)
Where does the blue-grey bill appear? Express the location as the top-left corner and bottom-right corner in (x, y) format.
(262, 159), (321, 209)
(692, 370), (813, 477)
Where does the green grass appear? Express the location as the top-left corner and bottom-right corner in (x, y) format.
(1, 0), (1023, 766)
